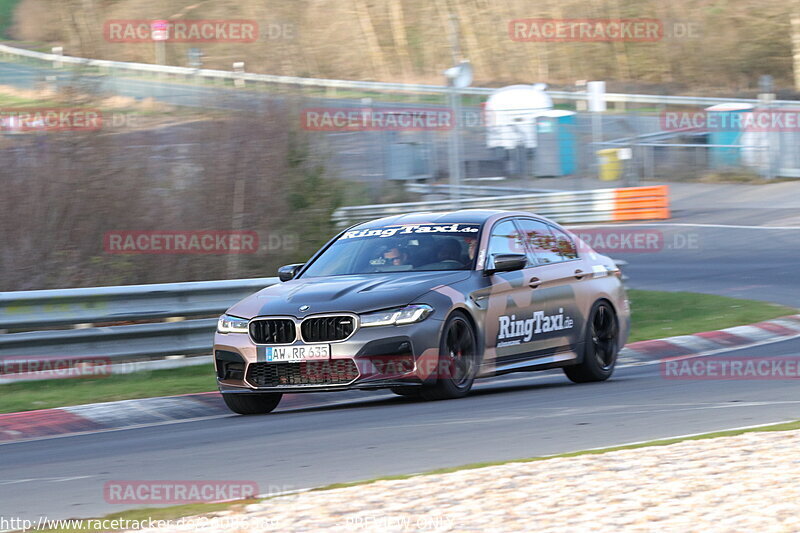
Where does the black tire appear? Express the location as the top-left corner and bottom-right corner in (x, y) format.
(222, 392), (283, 415)
(563, 301), (619, 383)
(390, 386), (422, 398)
(420, 311), (479, 400)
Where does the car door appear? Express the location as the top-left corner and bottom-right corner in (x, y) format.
(475, 218), (544, 365)
(514, 218), (583, 357)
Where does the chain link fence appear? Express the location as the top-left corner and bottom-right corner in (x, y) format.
(0, 43), (792, 203)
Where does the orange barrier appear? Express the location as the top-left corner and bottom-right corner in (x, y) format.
(612, 185), (670, 222)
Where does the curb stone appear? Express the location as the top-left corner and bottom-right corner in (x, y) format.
(621, 314), (800, 363)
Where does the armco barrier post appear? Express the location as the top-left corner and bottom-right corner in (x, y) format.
(233, 62), (245, 88)
(52, 46), (63, 68)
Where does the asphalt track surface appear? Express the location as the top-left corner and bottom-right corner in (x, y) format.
(2, 57), (800, 521)
(598, 213), (800, 307)
(3, 339), (800, 522)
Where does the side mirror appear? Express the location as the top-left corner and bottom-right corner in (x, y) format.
(278, 263), (304, 282)
(485, 253), (527, 275)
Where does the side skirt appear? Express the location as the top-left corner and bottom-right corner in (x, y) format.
(477, 350), (579, 378)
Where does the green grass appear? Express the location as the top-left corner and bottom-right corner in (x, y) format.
(31, 418), (800, 532)
(626, 289), (795, 343)
(0, 364), (217, 414)
(0, 92), (49, 107)
(0, 290), (795, 414)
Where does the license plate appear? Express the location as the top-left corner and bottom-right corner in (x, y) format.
(263, 344), (330, 362)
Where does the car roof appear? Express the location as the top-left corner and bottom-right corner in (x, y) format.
(353, 209), (537, 228)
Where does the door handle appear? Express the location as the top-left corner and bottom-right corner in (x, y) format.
(574, 269), (585, 280)
(528, 277), (541, 289)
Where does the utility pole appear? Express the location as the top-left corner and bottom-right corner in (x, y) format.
(151, 20), (168, 66)
(792, 17), (800, 92)
(444, 14), (470, 208)
(448, 14), (462, 63)
(759, 75), (776, 180)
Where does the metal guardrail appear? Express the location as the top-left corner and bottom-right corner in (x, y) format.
(331, 192), (610, 228)
(0, 277), (278, 363)
(332, 186), (670, 228)
(0, 277), (277, 329)
(406, 183), (557, 197)
(1, 43), (798, 108)
(0, 318), (216, 359)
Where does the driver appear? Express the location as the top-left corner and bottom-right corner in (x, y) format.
(382, 246), (409, 266)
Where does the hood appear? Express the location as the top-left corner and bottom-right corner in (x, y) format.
(226, 271), (472, 318)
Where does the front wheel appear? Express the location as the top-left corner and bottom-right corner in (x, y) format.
(563, 301), (619, 383)
(420, 312), (479, 400)
(222, 392), (282, 415)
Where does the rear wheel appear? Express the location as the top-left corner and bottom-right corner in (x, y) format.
(563, 301), (619, 383)
(421, 312), (479, 400)
(222, 392), (282, 415)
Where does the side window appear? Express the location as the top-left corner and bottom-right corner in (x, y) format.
(550, 226), (578, 260)
(515, 219), (564, 265)
(486, 220), (528, 266)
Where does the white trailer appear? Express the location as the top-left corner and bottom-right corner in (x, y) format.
(484, 84), (553, 150)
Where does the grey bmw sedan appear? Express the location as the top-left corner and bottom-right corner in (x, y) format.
(214, 210), (630, 414)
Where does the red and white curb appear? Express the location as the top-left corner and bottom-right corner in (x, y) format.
(621, 314), (800, 364)
(0, 392), (228, 444)
(0, 390), (362, 444)
(2, 314), (800, 444)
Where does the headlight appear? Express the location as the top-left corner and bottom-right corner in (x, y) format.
(217, 314), (250, 334)
(360, 304), (433, 327)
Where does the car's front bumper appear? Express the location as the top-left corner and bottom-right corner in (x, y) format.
(214, 316), (444, 394)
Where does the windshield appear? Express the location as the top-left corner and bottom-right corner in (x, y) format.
(301, 223), (482, 277)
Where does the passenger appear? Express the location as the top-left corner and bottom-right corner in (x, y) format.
(464, 237), (478, 260)
(437, 238), (463, 263)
